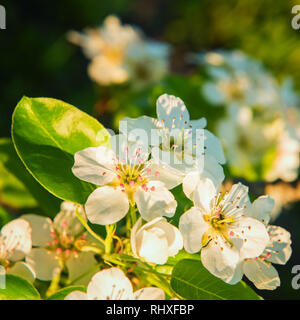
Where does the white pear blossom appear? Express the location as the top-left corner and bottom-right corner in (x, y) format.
(120, 93), (225, 191)
(229, 195), (292, 289)
(68, 15), (170, 87)
(22, 202), (98, 284)
(200, 50), (280, 111)
(217, 106), (297, 182)
(179, 179), (269, 283)
(65, 267), (165, 300)
(131, 217), (183, 265)
(72, 134), (177, 225)
(0, 218), (35, 283)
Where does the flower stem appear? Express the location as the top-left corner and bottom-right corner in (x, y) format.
(105, 224), (115, 254)
(46, 264), (63, 297)
(126, 205), (137, 237)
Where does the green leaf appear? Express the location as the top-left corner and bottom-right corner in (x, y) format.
(47, 286), (86, 300)
(0, 206), (11, 227)
(171, 259), (260, 300)
(0, 274), (40, 300)
(167, 250), (201, 266)
(12, 97), (110, 204)
(0, 138), (61, 215)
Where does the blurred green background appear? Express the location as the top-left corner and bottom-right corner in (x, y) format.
(0, 0), (299, 299)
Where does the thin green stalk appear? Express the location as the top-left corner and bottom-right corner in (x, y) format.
(130, 205), (137, 226)
(46, 263), (63, 297)
(105, 224), (115, 254)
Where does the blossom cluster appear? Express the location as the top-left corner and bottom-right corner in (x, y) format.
(0, 93), (292, 300)
(199, 50), (300, 184)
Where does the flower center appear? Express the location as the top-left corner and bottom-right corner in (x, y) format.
(109, 163), (150, 205)
(46, 222), (87, 260)
(201, 193), (237, 247)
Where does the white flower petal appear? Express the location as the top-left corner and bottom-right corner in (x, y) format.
(156, 94), (189, 130)
(88, 55), (128, 85)
(87, 268), (134, 300)
(72, 146), (116, 185)
(1, 218), (32, 261)
(134, 182), (177, 221)
(189, 118), (207, 130)
(65, 291), (88, 300)
(119, 116), (160, 145)
(156, 220), (183, 256)
(21, 214), (53, 247)
(8, 261), (36, 283)
(134, 287), (165, 300)
(193, 178), (216, 213)
(134, 217), (183, 261)
(246, 195), (274, 225)
(151, 146), (192, 174)
(202, 130), (226, 164)
(243, 259), (280, 290)
(135, 225), (169, 264)
(231, 216), (269, 260)
(26, 248), (61, 281)
(148, 161), (183, 190)
(182, 171), (200, 200)
(201, 236), (240, 283)
(226, 261), (244, 285)
(183, 161), (224, 201)
(85, 186), (129, 225)
(66, 251), (98, 285)
(201, 154), (225, 187)
(179, 207), (209, 253)
(265, 225), (292, 265)
(222, 183), (250, 217)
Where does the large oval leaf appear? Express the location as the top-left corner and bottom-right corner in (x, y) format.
(12, 97), (110, 204)
(47, 286), (86, 300)
(171, 259), (260, 300)
(0, 274), (40, 300)
(0, 138), (61, 215)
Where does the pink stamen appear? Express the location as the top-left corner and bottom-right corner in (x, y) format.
(150, 186), (155, 192)
(56, 248), (62, 254)
(62, 221), (68, 228)
(266, 252), (271, 258)
(229, 231), (234, 237)
(154, 171), (160, 177)
(50, 232), (56, 237)
(129, 180), (135, 187)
